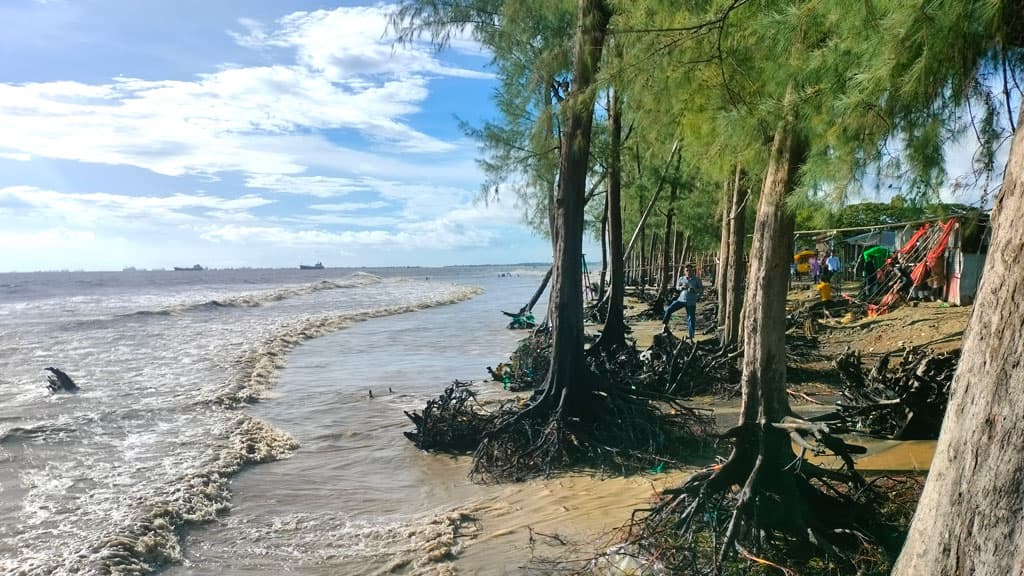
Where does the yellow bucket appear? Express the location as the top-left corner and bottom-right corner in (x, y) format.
(816, 281), (832, 302)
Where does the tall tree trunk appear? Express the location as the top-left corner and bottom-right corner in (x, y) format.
(598, 202), (608, 302)
(678, 233), (691, 276)
(892, 105), (1024, 576)
(623, 140), (681, 263)
(716, 178), (732, 329)
(541, 0), (612, 418)
(673, 230), (684, 281)
(639, 227), (647, 287)
(595, 82), (627, 349)
(647, 230), (655, 286)
(659, 182), (678, 303)
(723, 165), (748, 349)
(738, 85), (802, 425)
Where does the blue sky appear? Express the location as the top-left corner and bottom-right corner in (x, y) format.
(0, 0), (580, 272)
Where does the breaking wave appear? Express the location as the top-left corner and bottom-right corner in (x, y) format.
(125, 274), (383, 317)
(3, 282), (484, 575)
(5, 415), (298, 576)
(0, 422), (78, 445)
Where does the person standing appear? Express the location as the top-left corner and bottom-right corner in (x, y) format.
(809, 254), (821, 283)
(663, 264), (704, 340)
(825, 251), (841, 286)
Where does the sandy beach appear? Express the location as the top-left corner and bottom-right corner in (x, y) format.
(439, 287), (961, 574)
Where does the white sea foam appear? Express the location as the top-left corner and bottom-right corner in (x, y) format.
(0, 266), (553, 576)
(0, 272), (486, 575)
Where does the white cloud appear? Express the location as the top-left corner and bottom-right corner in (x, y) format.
(0, 186), (272, 227)
(0, 151), (32, 161)
(0, 4), (540, 271)
(0, 68), (446, 179)
(232, 6), (492, 82)
(0, 184), (517, 260)
(309, 201), (389, 212)
(0, 226), (94, 248)
(244, 174), (373, 197)
(0, 5), (497, 182)
(295, 213), (402, 226)
(200, 218), (494, 250)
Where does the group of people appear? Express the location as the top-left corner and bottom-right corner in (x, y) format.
(802, 251), (842, 284)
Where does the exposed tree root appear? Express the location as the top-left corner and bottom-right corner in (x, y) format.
(818, 347), (958, 439)
(640, 330), (741, 398)
(618, 419), (913, 575)
(470, 344), (714, 483)
(403, 380), (495, 452)
(486, 329), (552, 391)
(404, 341), (715, 483)
(639, 329), (823, 400)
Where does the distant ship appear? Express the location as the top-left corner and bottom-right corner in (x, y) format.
(299, 262), (325, 270)
(173, 264), (205, 271)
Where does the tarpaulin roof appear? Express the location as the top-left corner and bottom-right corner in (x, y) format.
(844, 229), (897, 248)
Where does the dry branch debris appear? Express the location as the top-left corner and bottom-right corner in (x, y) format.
(822, 347), (958, 439)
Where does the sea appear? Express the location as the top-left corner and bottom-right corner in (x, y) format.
(0, 265), (652, 576)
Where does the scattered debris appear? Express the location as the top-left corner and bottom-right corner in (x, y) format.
(817, 347), (958, 439)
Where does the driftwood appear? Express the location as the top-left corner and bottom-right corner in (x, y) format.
(45, 367), (79, 393)
(819, 347), (958, 439)
(403, 380), (495, 452)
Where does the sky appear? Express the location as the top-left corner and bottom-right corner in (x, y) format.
(0, 1), (1013, 273)
(0, 0), (585, 272)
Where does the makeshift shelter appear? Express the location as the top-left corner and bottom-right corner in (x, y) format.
(861, 215), (990, 314)
(843, 229), (898, 249)
(946, 216), (990, 305)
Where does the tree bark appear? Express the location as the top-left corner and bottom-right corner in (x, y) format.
(723, 165), (748, 349)
(892, 105), (1024, 576)
(716, 177), (732, 329)
(647, 232), (658, 288)
(595, 82), (627, 349)
(598, 201), (608, 302)
(658, 181), (678, 303)
(521, 266), (552, 315)
(673, 230), (684, 281)
(541, 0), (612, 418)
(739, 83), (803, 425)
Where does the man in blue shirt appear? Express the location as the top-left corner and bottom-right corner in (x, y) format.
(663, 264), (704, 340)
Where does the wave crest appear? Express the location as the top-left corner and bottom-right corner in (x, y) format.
(125, 275), (383, 317)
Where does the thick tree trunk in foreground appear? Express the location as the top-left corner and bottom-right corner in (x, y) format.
(541, 0), (612, 417)
(893, 106), (1024, 576)
(722, 166), (748, 349)
(595, 83), (627, 349)
(738, 90), (801, 425)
